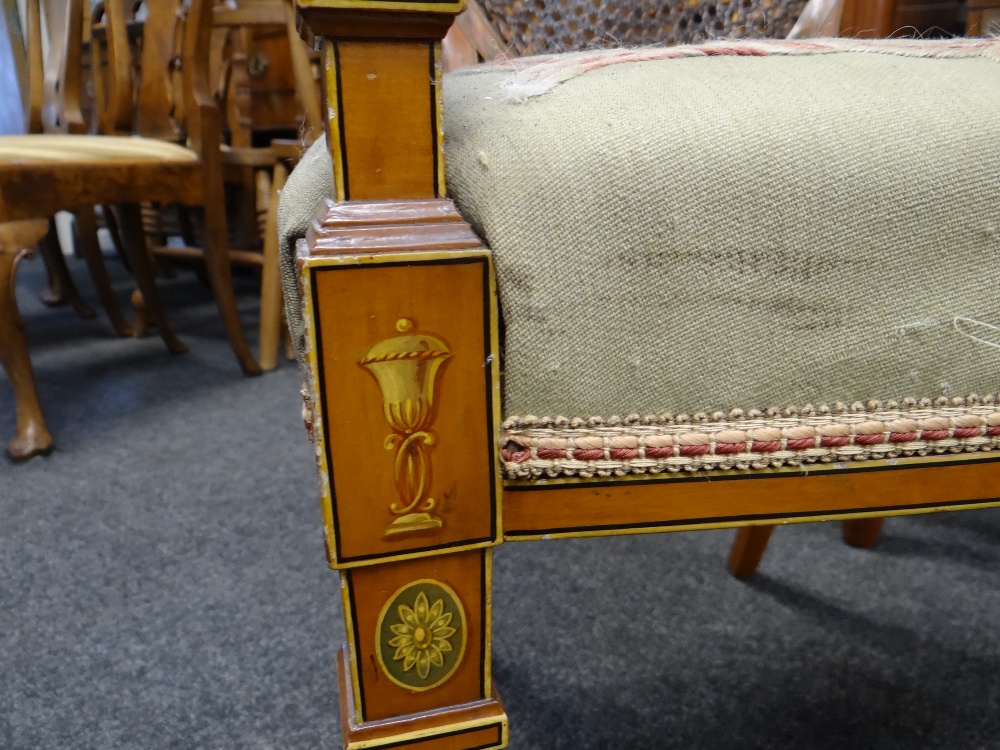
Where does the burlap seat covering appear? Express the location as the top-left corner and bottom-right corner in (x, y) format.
(280, 39), (1000, 475)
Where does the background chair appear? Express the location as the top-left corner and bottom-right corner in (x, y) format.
(25, 0), (125, 335)
(0, 0), (273, 460)
(89, 0), (321, 370)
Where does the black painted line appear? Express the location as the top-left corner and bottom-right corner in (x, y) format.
(333, 41), (350, 201)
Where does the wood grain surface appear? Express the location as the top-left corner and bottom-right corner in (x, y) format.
(343, 549), (490, 723)
(328, 40), (438, 201)
(309, 252), (499, 565)
(504, 454), (1000, 539)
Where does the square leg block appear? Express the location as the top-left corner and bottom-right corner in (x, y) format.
(337, 648), (508, 750)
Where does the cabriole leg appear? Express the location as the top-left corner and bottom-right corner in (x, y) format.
(0, 220), (54, 461)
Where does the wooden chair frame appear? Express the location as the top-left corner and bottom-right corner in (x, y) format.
(291, 2), (1000, 748)
(90, 0), (319, 371)
(0, 0), (272, 461)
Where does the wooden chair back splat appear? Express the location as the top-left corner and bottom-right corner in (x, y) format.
(1, 0), (275, 461)
(101, 0), (322, 372)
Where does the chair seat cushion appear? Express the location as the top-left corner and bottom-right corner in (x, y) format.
(278, 38), (1000, 477)
(444, 39), (1000, 429)
(0, 135), (198, 166)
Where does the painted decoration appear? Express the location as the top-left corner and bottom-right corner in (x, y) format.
(376, 579), (467, 691)
(360, 318), (451, 537)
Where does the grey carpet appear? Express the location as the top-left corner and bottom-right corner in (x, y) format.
(3, 257), (1000, 750)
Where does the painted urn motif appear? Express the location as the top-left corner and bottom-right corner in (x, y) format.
(360, 318), (451, 536)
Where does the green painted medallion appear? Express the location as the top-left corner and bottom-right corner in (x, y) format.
(375, 579), (467, 692)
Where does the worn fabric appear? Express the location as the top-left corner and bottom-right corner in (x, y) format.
(447, 40), (1000, 418)
(276, 137), (333, 375)
(280, 39), (1000, 419)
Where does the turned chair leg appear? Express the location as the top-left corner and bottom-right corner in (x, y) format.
(201, 192), (262, 375)
(37, 217), (96, 319)
(0, 220), (55, 461)
(101, 205), (129, 262)
(727, 525), (775, 578)
(130, 288), (152, 338)
(842, 517), (885, 548)
(75, 208), (133, 337)
(117, 205), (187, 355)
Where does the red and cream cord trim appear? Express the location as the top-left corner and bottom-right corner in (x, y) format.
(501, 394), (1000, 479)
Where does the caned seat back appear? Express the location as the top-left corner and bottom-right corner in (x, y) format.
(478, 0), (811, 56)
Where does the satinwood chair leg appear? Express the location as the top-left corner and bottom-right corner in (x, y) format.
(202, 192), (262, 375)
(258, 160), (287, 371)
(117, 205), (186, 355)
(37, 218), (95, 319)
(75, 208), (133, 337)
(842, 517), (885, 548)
(1, 220), (54, 461)
(727, 525), (775, 578)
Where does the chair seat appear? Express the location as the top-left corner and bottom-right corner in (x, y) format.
(444, 37), (1000, 434)
(0, 135), (198, 166)
(280, 37), (1000, 477)
(0, 135), (204, 221)
(0, 134), (198, 169)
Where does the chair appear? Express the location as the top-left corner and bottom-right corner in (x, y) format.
(442, 0), (989, 575)
(280, 0), (1000, 747)
(211, 0), (324, 370)
(23, 0), (137, 338)
(0, 0), (263, 461)
(90, 0), (321, 371)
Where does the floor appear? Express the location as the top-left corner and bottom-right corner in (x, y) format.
(3, 257), (1000, 750)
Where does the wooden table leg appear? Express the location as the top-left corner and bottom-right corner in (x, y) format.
(727, 525), (775, 578)
(1, 220), (54, 461)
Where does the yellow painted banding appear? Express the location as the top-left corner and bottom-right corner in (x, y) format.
(502, 501), (1000, 543)
(324, 42), (347, 203)
(339, 573), (365, 723)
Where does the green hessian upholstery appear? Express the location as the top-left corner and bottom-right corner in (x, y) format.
(280, 38), (1000, 476)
